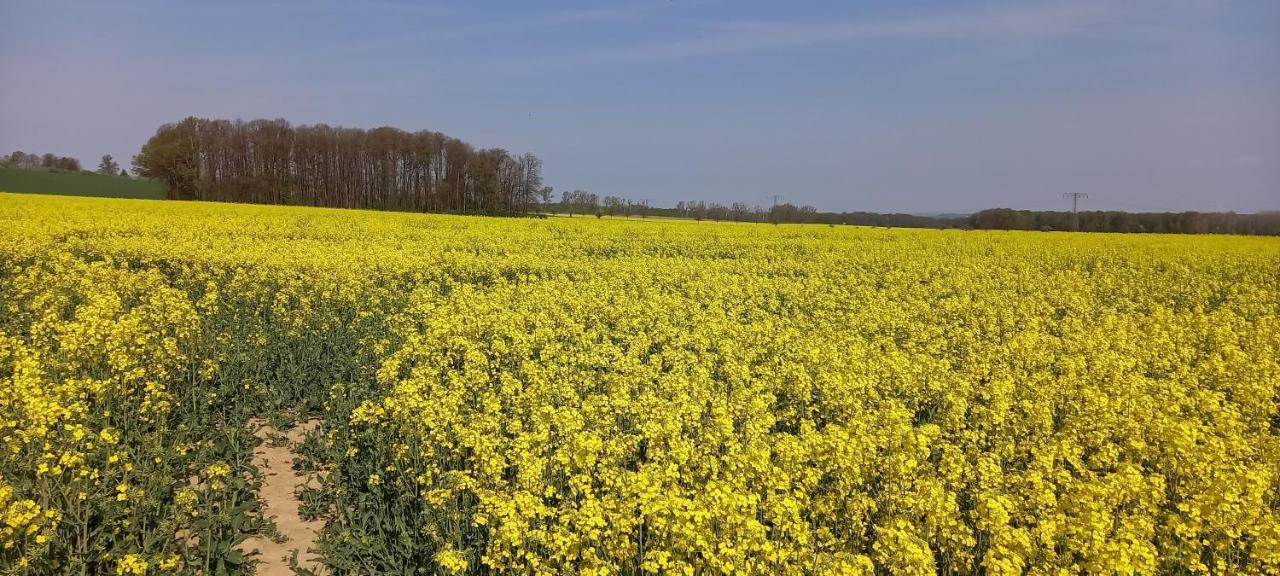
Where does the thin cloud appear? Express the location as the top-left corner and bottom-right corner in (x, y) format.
(313, 2), (671, 59)
(445, 2), (1116, 78)
(1226, 155), (1263, 167)
(443, 7), (645, 38)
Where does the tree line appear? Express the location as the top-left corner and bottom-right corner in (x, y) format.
(968, 208), (1280, 236)
(3, 151), (82, 172)
(547, 190), (655, 217)
(131, 117), (549, 215)
(544, 193), (1279, 235)
(3, 151), (130, 177)
(545, 195), (811, 222)
(672, 204), (1279, 235)
(670, 202), (973, 227)
(92, 116), (1280, 236)
(545, 196), (969, 228)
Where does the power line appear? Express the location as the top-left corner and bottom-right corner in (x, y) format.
(1089, 199), (1191, 213)
(1063, 192), (1088, 231)
(1008, 198), (1070, 211)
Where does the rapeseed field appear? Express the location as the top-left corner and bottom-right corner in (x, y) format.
(1, 193), (1277, 575)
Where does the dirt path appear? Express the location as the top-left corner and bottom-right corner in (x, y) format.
(243, 420), (325, 576)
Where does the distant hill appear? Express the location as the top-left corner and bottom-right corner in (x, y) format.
(0, 168), (165, 200)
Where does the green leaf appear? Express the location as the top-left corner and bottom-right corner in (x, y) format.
(224, 549), (246, 565)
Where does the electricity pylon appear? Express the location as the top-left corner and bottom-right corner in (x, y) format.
(1063, 192), (1089, 231)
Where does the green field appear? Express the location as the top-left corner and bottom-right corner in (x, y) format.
(0, 167), (165, 199)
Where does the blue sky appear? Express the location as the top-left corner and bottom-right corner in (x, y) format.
(1, 0), (1277, 213)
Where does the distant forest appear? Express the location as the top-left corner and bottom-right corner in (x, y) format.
(132, 117), (549, 214)
(3, 150), (82, 172)
(966, 208), (1280, 236)
(547, 193), (1280, 236)
(65, 116), (1277, 236)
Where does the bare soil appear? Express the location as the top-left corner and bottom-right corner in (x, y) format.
(242, 420), (325, 575)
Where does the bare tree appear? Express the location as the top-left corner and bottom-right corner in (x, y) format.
(133, 117), (543, 215)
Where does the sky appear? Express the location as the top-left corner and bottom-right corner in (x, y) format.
(1, 0), (1277, 214)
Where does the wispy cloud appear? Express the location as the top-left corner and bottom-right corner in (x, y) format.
(440, 2), (1115, 78)
(312, 2), (671, 59)
(1226, 154), (1263, 167)
(440, 7), (646, 39)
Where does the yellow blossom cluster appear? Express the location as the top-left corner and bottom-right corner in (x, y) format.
(1, 192), (1277, 575)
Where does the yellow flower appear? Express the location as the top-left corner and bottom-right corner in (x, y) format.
(115, 553), (148, 575)
(203, 462), (231, 478)
(156, 553), (180, 571)
(436, 546), (468, 574)
(2, 190), (1278, 575)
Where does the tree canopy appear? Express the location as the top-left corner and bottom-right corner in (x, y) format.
(133, 117), (544, 215)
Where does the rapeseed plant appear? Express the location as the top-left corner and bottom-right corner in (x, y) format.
(0, 193), (1276, 575)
